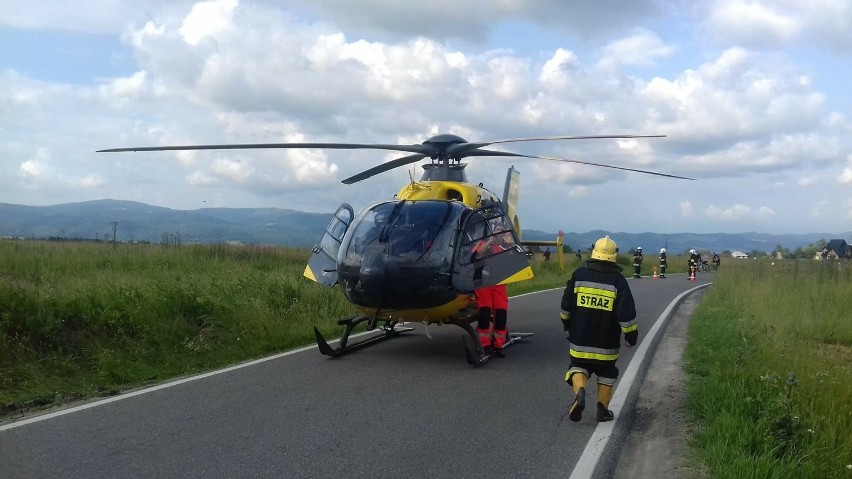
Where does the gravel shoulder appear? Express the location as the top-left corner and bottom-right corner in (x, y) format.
(612, 291), (708, 479)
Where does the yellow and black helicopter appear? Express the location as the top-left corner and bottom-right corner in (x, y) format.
(100, 133), (691, 365)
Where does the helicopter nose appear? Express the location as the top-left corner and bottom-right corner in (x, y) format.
(357, 246), (388, 304)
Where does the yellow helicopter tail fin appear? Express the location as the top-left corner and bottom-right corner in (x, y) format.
(556, 230), (565, 270)
(521, 230), (566, 270)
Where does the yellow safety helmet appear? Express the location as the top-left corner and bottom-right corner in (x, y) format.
(591, 235), (618, 263)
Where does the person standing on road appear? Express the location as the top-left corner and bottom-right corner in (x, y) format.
(688, 249), (701, 279)
(471, 222), (514, 358)
(659, 248), (667, 278)
(632, 247), (643, 278)
(560, 235), (638, 422)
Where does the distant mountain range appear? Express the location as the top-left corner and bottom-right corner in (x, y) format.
(1, 199), (848, 253)
(0, 199), (332, 248)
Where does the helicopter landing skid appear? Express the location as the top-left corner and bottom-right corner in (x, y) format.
(462, 323), (534, 366)
(313, 316), (414, 357)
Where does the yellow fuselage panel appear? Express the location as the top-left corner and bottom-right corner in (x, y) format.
(303, 264), (318, 282)
(354, 294), (477, 323)
(499, 265), (534, 285)
(397, 181), (499, 208)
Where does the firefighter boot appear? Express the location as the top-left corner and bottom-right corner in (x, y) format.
(568, 373), (588, 422)
(596, 383), (615, 422)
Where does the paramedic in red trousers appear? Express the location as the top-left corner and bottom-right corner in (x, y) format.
(560, 235), (638, 422)
(471, 223), (513, 358)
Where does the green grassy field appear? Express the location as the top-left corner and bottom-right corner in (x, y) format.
(0, 240), (356, 413)
(685, 259), (852, 478)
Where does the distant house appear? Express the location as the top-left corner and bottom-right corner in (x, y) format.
(731, 251), (749, 259)
(819, 239), (851, 260)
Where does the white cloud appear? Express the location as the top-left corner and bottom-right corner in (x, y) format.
(701, 0), (852, 53)
(598, 29), (676, 70)
(99, 71), (150, 100)
(679, 201), (694, 216)
(704, 0), (800, 48)
(77, 174), (106, 188)
(840, 168), (852, 184)
(18, 149), (54, 184)
(180, 0), (238, 46)
(538, 48), (579, 90)
(568, 186), (589, 198)
(211, 158), (255, 184)
(19, 159), (50, 180)
(704, 203), (776, 221)
(186, 170), (217, 186)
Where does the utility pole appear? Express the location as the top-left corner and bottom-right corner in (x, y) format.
(111, 221), (119, 250)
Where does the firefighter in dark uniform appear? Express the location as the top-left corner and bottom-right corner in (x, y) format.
(560, 235), (638, 422)
(659, 248), (667, 278)
(632, 246), (643, 278)
(688, 248), (701, 279)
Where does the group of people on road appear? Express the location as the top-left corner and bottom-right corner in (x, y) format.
(626, 246), (721, 279)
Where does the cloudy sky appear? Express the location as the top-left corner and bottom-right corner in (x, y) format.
(2, 0), (851, 235)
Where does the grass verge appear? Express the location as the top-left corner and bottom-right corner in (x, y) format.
(684, 260), (852, 478)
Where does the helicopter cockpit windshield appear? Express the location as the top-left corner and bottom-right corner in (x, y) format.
(337, 200), (466, 309)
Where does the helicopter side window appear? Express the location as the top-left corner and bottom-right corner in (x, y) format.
(459, 206), (518, 265)
(316, 207), (351, 258)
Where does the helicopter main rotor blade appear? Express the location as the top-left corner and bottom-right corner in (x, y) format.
(531, 154), (694, 180)
(462, 149), (528, 158)
(471, 150), (694, 180)
(341, 153), (427, 184)
(448, 134), (667, 157)
(97, 142), (432, 155)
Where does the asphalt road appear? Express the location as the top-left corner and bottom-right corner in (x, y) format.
(0, 273), (711, 479)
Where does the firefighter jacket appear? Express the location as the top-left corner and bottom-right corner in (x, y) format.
(689, 253), (701, 268)
(632, 253), (643, 267)
(659, 252), (667, 267)
(559, 260), (638, 363)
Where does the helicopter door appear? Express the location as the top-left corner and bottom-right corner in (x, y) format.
(452, 204), (534, 292)
(303, 204), (354, 286)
